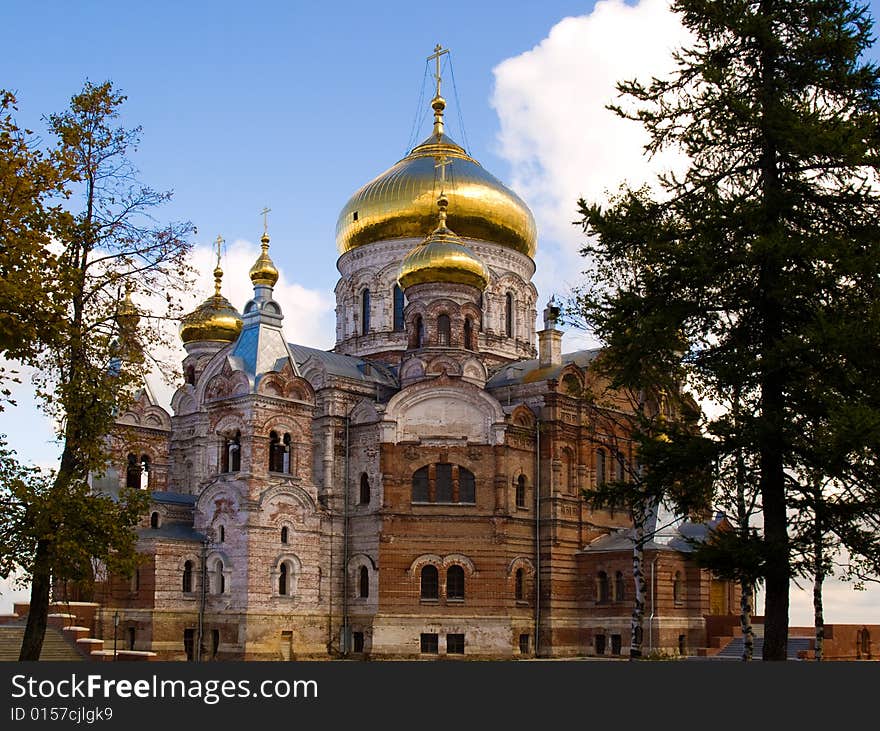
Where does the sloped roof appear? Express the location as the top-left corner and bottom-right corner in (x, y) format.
(150, 491), (196, 506)
(487, 348), (602, 388)
(289, 343), (398, 387)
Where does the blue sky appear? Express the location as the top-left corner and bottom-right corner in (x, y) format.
(3, 1), (880, 623)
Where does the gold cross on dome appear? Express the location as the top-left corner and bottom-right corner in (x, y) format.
(435, 153), (452, 191)
(428, 44), (449, 98)
(260, 206), (271, 235)
(214, 234), (224, 268)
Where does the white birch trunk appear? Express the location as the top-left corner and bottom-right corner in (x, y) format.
(740, 578), (754, 661)
(814, 540), (824, 662)
(630, 508), (646, 659)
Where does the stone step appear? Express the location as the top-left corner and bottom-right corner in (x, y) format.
(0, 626), (84, 661)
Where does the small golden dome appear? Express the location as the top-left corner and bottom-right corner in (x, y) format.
(249, 232), (279, 287)
(180, 258), (243, 345)
(398, 200), (490, 291)
(336, 131), (537, 258)
(115, 285), (139, 330)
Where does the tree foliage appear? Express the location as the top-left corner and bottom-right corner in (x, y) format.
(0, 81), (193, 659)
(573, 0), (880, 660)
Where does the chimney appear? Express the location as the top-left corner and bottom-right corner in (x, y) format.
(538, 296), (562, 368)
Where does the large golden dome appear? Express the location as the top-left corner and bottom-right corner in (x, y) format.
(336, 128), (537, 257)
(180, 260), (243, 345)
(398, 198), (490, 291)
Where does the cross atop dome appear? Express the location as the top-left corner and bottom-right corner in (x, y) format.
(428, 44), (449, 136)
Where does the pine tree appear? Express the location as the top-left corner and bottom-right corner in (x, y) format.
(576, 1), (880, 660)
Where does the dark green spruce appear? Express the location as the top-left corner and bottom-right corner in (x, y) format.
(573, 1), (880, 661)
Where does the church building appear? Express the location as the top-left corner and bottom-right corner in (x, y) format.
(88, 50), (736, 660)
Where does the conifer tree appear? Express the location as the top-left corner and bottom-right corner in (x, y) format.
(575, 1), (880, 660)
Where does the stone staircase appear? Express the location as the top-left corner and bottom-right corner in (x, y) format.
(0, 625), (84, 661)
(1, 602), (156, 661)
(712, 636), (813, 660)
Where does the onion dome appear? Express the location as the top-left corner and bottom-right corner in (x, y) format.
(336, 94), (537, 258)
(249, 231), (279, 287)
(115, 284), (140, 331)
(179, 251), (243, 345)
(398, 194), (490, 291)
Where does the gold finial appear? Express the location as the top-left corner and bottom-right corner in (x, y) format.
(427, 44), (449, 136)
(434, 154), (452, 228)
(213, 234), (225, 295)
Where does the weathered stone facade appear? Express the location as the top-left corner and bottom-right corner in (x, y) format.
(84, 92), (737, 661)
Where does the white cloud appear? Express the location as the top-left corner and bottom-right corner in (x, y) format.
(492, 0), (880, 628)
(491, 0), (690, 319)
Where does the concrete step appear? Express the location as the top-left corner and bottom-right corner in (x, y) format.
(0, 626), (84, 661)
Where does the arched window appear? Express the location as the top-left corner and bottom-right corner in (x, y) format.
(412, 314), (423, 348)
(280, 526), (289, 544)
(596, 449), (606, 486)
(279, 563), (288, 596)
(463, 317), (474, 350)
(222, 431), (241, 473)
(361, 288), (371, 335)
(437, 314), (451, 346)
(215, 560), (225, 595)
(459, 467), (476, 503)
(615, 450), (625, 482)
(505, 292), (514, 338)
(269, 431), (281, 471)
(516, 475), (526, 508)
(126, 453), (140, 489)
(185, 365), (196, 385)
(359, 473), (370, 505)
(615, 571), (626, 602)
(597, 571), (610, 603)
(393, 284), (405, 332)
(359, 566), (369, 598)
(673, 571), (683, 604)
(150, 512), (159, 529)
(412, 466), (429, 502)
(447, 565), (465, 600)
(420, 565), (439, 600)
(139, 455), (150, 489)
(412, 464), (476, 504)
(435, 463), (453, 502)
(515, 568), (524, 601)
(182, 561), (193, 593)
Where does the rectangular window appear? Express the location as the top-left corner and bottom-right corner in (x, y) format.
(420, 633), (439, 654)
(519, 634), (530, 654)
(446, 633), (465, 655)
(353, 631), (365, 653)
(435, 463), (453, 502)
(183, 628), (195, 661)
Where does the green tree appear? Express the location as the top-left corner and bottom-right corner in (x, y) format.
(0, 91), (67, 392)
(576, 1), (880, 660)
(0, 81), (193, 660)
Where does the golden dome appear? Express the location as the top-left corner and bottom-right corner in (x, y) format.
(398, 198), (490, 291)
(336, 130), (537, 257)
(180, 259), (243, 345)
(249, 232), (279, 287)
(115, 285), (140, 330)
